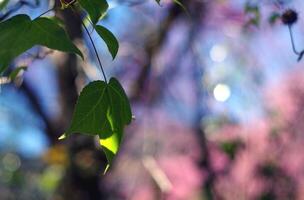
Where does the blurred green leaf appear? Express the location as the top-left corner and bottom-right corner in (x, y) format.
(268, 12), (281, 25)
(244, 3), (260, 27)
(0, 14), (83, 73)
(9, 66), (27, 80)
(0, 0), (9, 10)
(95, 25), (119, 59)
(247, 17), (260, 27)
(244, 3), (259, 14)
(39, 166), (64, 193)
(155, 0), (188, 14)
(65, 77), (132, 172)
(78, 0), (108, 25)
(60, 0), (76, 9)
(173, 0), (187, 13)
(220, 139), (243, 160)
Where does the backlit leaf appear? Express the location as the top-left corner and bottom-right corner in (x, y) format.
(65, 77), (132, 172)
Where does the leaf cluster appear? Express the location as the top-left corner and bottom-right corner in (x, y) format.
(0, 0), (127, 171)
(0, 0), (186, 172)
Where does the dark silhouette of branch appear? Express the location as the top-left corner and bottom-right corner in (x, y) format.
(130, 3), (182, 102)
(129, 0), (217, 199)
(52, 1), (109, 199)
(19, 80), (58, 143)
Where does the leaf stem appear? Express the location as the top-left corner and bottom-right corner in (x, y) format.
(287, 25), (304, 61)
(288, 25), (300, 55)
(81, 20), (108, 83)
(36, 7), (55, 19)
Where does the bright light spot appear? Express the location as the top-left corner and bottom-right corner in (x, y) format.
(213, 84), (231, 102)
(2, 153), (21, 172)
(210, 45), (227, 62)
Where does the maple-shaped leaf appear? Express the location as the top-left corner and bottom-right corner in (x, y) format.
(64, 77), (132, 172)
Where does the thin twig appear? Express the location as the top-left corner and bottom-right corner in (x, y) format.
(288, 25), (300, 55)
(35, 7), (55, 19)
(69, 5), (108, 82)
(288, 25), (304, 61)
(81, 20), (108, 83)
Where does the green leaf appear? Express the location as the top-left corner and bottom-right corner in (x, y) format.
(9, 66), (27, 80)
(173, 0), (189, 16)
(0, 0), (9, 10)
(95, 25), (119, 59)
(66, 80), (111, 137)
(0, 14), (83, 73)
(65, 77), (132, 172)
(78, 0), (108, 25)
(32, 17), (83, 58)
(157, 0), (185, 7)
(60, 0), (75, 9)
(108, 78), (132, 124)
(220, 139), (243, 160)
(244, 3), (259, 14)
(268, 12), (280, 25)
(0, 15), (33, 73)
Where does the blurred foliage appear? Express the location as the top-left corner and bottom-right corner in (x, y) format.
(1, 0), (304, 200)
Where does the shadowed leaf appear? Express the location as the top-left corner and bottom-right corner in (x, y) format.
(0, 14), (83, 73)
(95, 25), (119, 59)
(78, 0), (108, 25)
(65, 78), (132, 171)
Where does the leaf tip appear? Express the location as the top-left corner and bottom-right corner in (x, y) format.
(111, 54), (116, 60)
(77, 50), (85, 60)
(58, 133), (67, 140)
(103, 164), (110, 174)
